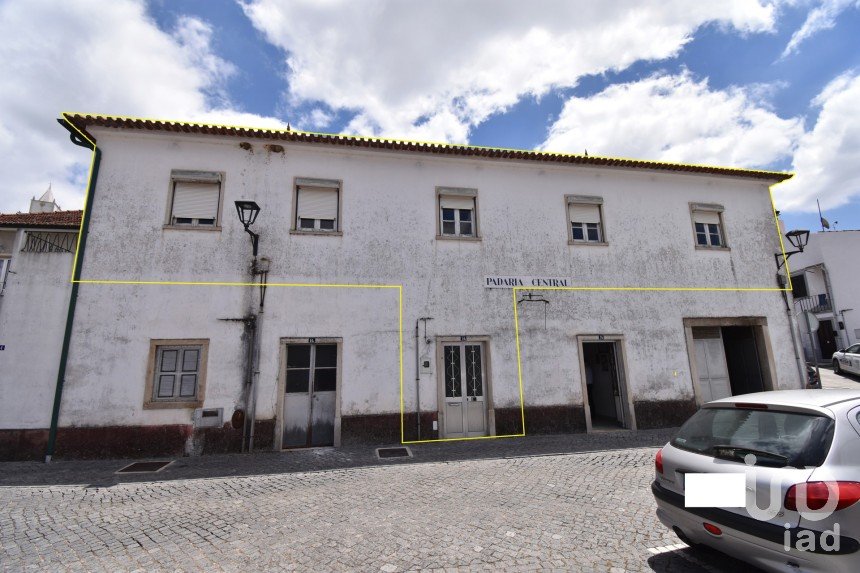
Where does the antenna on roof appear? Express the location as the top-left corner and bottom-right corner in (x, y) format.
(817, 199), (829, 231)
(584, 149), (588, 157)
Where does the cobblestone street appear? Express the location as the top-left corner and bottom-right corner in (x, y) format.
(0, 432), (754, 572)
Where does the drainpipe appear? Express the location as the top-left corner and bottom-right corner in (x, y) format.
(246, 264), (268, 451)
(414, 317), (432, 440)
(45, 119), (100, 462)
(778, 273), (809, 389)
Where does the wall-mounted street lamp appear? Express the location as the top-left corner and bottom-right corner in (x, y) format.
(235, 200), (261, 257)
(775, 229), (810, 271)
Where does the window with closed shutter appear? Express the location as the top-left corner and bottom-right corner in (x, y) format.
(295, 185), (339, 231)
(438, 193), (477, 237)
(692, 209), (725, 247)
(147, 341), (207, 405)
(169, 171), (221, 226)
(568, 201), (604, 243)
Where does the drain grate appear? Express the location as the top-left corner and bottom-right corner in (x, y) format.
(376, 446), (412, 459)
(116, 460), (173, 474)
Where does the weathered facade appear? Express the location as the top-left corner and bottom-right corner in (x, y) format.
(0, 114), (805, 460)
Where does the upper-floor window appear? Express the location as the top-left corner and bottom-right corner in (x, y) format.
(567, 195), (605, 244)
(168, 170), (222, 228)
(690, 203), (727, 249)
(293, 178), (340, 233)
(437, 188), (478, 239)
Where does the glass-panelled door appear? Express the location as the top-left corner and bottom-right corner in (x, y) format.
(283, 343), (338, 448)
(441, 343), (487, 438)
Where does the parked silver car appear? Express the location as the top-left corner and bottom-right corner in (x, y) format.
(834, 344), (860, 376)
(652, 390), (860, 572)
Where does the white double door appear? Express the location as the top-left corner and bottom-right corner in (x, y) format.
(441, 343), (488, 438)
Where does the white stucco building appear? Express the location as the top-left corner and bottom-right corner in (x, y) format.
(783, 229), (860, 363)
(0, 201), (80, 460)
(0, 114), (805, 459)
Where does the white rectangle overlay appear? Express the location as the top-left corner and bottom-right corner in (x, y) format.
(685, 473), (745, 508)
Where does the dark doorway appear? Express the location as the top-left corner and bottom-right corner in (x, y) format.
(721, 326), (765, 396)
(583, 342), (624, 429)
(817, 320), (838, 360)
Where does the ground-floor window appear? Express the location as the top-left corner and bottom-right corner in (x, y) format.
(144, 339), (208, 409)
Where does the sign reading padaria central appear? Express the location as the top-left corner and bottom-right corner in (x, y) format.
(484, 276), (572, 289)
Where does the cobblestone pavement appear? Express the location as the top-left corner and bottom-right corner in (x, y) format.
(0, 431), (757, 572)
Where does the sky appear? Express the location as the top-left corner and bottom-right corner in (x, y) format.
(1, 0), (859, 234)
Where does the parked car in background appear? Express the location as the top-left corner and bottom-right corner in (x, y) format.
(834, 344), (860, 376)
(652, 390), (860, 573)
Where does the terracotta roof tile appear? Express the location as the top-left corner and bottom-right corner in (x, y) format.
(63, 113), (793, 183)
(0, 210), (82, 229)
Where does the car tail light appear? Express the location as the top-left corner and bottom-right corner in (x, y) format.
(655, 448), (664, 475)
(785, 482), (860, 511)
(703, 523), (722, 536)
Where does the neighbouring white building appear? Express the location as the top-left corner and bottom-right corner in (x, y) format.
(783, 229), (860, 363)
(0, 113), (806, 460)
(0, 199), (81, 460)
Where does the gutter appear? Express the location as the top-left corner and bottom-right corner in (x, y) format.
(44, 118), (100, 462)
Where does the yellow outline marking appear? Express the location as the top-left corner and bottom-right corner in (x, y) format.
(57, 110), (797, 446)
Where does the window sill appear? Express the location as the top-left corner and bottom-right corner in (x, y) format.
(436, 234), (482, 242)
(290, 229), (343, 236)
(143, 400), (203, 410)
(695, 245), (731, 252)
(163, 225), (222, 232)
(568, 240), (608, 246)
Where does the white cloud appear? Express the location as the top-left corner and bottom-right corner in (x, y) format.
(774, 70), (860, 211)
(298, 108), (335, 131)
(541, 71), (803, 167)
(240, 0), (777, 142)
(781, 0), (860, 57)
(0, 0), (283, 213)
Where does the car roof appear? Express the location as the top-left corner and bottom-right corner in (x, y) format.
(706, 389), (860, 410)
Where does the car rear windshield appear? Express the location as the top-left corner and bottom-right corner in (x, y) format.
(671, 407), (835, 468)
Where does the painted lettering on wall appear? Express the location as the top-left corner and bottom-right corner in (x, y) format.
(484, 276), (572, 289)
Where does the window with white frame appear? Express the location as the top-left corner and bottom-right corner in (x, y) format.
(294, 179), (340, 232)
(438, 189), (478, 238)
(567, 196), (605, 244)
(169, 171), (222, 227)
(691, 204), (726, 248)
(145, 339), (208, 408)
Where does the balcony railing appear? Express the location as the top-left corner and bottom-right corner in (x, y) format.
(794, 293), (831, 314)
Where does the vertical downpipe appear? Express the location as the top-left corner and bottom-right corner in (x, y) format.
(45, 121), (100, 462)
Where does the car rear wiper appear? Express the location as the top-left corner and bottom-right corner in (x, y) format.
(709, 444), (790, 466)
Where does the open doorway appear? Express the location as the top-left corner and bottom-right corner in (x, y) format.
(686, 318), (776, 404)
(580, 340), (631, 431)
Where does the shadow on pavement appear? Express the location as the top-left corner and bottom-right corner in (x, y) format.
(0, 428), (677, 487)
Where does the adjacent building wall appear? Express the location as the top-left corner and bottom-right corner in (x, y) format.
(0, 228), (74, 459)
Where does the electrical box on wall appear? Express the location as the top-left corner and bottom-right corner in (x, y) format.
(420, 352), (432, 374)
(193, 408), (223, 428)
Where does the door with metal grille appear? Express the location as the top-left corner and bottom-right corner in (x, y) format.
(283, 343), (338, 448)
(441, 343), (487, 438)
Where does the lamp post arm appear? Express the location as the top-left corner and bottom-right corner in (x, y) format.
(244, 228), (259, 257)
